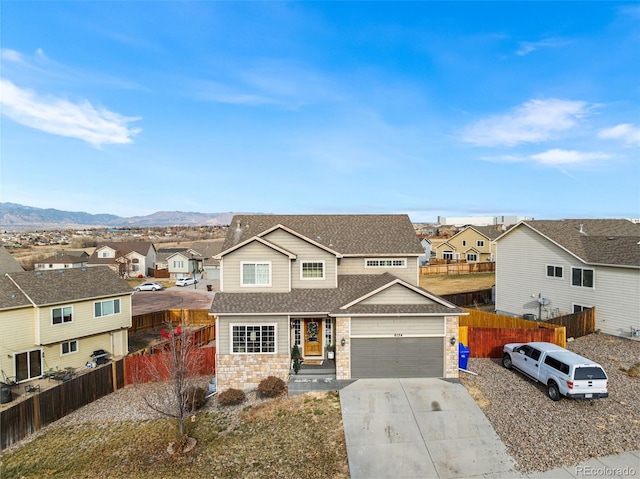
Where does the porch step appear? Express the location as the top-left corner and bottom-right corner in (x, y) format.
(288, 374), (338, 396)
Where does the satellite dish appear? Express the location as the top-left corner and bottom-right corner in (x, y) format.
(537, 297), (550, 306)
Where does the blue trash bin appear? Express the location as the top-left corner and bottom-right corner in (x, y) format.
(458, 343), (470, 370)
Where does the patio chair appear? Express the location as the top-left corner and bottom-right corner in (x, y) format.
(2, 370), (18, 387)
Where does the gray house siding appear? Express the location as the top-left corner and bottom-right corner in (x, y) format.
(220, 242), (291, 293)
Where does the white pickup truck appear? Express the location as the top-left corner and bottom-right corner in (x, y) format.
(502, 342), (608, 401)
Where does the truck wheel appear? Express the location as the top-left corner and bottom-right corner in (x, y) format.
(548, 382), (561, 401)
(502, 354), (513, 369)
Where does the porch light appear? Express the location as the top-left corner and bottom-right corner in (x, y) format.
(450, 337), (456, 346)
(340, 338), (346, 347)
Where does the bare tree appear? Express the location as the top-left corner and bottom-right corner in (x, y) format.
(133, 314), (206, 453)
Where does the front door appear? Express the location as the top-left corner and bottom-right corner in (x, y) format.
(303, 319), (323, 356)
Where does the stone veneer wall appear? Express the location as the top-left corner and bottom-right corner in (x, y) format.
(445, 315), (460, 378)
(216, 353), (290, 391)
(335, 317), (350, 380)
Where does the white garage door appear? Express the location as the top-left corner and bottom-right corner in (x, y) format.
(350, 317), (445, 378)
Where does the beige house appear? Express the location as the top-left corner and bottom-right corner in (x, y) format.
(495, 219), (640, 340)
(35, 251), (89, 270)
(0, 266), (133, 383)
(433, 225), (501, 262)
(210, 214), (467, 391)
(88, 242), (156, 278)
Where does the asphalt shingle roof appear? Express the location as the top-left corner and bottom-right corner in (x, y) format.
(222, 214), (424, 256)
(522, 219), (640, 267)
(3, 266), (133, 308)
(210, 274), (464, 316)
(0, 246), (24, 274)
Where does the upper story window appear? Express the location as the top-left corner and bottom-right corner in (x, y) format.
(101, 251), (109, 258)
(462, 240), (467, 246)
(477, 240), (485, 247)
(365, 259), (406, 268)
(546, 265), (563, 278)
(173, 260), (184, 268)
(94, 298), (121, 318)
(572, 267), (594, 288)
(52, 306), (73, 325)
(232, 324), (276, 353)
(301, 261), (325, 280)
(241, 262), (271, 286)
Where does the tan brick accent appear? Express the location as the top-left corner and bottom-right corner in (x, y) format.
(216, 353), (290, 391)
(445, 315), (460, 378)
(335, 316), (350, 380)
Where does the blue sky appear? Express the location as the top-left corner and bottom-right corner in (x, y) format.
(1, 1), (639, 222)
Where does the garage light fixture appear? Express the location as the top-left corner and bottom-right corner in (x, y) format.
(450, 337), (456, 346)
(340, 338), (346, 347)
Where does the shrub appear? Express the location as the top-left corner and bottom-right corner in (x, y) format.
(218, 388), (246, 406)
(257, 376), (286, 398)
(183, 386), (207, 411)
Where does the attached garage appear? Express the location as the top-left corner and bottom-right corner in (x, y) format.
(349, 316), (446, 378)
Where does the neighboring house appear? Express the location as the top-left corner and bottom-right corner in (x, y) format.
(418, 237), (432, 265)
(35, 252), (88, 270)
(193, 240), (224, 281)
(88, 242), (156, 278)
(156, 247), (203, 279)
(0, 267), (133, 383)
(494, 219), (640, 340)
(434, 225), (500, 262)
(210, 214), (467, 391)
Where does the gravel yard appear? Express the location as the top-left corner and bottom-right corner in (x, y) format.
(460, 334), (640, 473)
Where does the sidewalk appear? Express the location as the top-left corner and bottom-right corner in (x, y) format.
(524, 450), (640, 479)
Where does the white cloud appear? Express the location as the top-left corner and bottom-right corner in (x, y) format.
(598, 123), (640, 146)
(516, 38), (568, 56)
(0, 79), (141, 147)
(1, 48), (23, 62)
(530, 149), (611, 166)
(462, 98), (591, 147)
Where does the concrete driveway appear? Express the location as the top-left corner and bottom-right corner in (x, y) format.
(340, 378), (519, 479)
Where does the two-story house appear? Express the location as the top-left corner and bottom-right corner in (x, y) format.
(495, 219), (640, 340)
(0, 266), (133, 383)
(210, 215), (467, 391)
(88, 242), (156, 278)
(156, 247), (204, 280)
(433, 225), (501, 262)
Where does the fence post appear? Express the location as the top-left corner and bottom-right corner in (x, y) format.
(112, 361), (118, 392)
(33, 394), (41, 432)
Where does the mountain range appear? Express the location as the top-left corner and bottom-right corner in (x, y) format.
(0, 203), (240, 231)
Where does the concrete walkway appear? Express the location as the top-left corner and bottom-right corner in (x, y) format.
(340, 378), (519, 478)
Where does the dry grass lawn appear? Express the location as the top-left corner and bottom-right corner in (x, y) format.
(419, 272), (495, 296)
(0, 392), (349, 479)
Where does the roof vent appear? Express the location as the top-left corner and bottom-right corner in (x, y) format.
(81, 267), (87, 272)
(578, 224), (585, 234)
(35, 271), (42, 276)
(608, 237), (615, 240)
(58, 270), (64, 274)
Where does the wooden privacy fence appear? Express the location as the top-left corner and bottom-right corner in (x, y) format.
(420, 262), (495, 276)
(458, 309), (569, 358)
(441, 288), (493, 307)
(128, 324), (215, 356)
(546, 308), (595, 339)
(131, 309), (214, 332)
(1, 360), (124, 451)
(125, 347), (216, 385)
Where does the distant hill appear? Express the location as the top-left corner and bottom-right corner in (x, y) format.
(0, 203), (241, 231)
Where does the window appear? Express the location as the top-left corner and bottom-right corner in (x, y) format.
(241, 262), (271, 286)
(132, 264), (139, 272)
(546, 265), (563, 278)
(101, 251), (109, 258)
(466, 253), (478, 262)
(52, 306), (73, 325)
(573, 304), (592, 313)
(477, 240), (485, 247)
(544, 356), (570, 375)
(95, 299), (121, 318)
(61, 340), (78, 355)
(572, 267), (594, 288)
(173, 260), (184, 268)
(365, 259), (406, 268)
(301, 261), (324, 279)
(443, 251), (453, 260)
(324, 318), (332, 346)
(462, 240), (467, 247)
(293, 319), (301, 346)
(232, 325), (276, 353)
